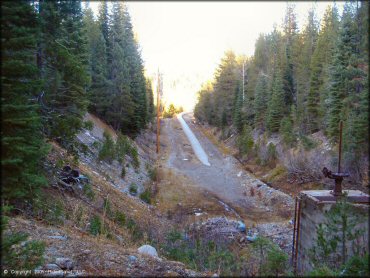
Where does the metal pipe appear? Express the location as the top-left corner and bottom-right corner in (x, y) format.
(294, 196), (302, 274)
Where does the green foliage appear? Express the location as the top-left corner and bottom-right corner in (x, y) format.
(103, 198), (113, 218)
(250, 236), (289, 276)
(309, 195), (367, 270)
(1, 1), (49, 201)
(280, 117), (295, 146)
(162, 229), (240, 275)
(147, 166), (158, 181)
(267, 143), (277, 161)
(129, 183), (138, 195)
(2, 208), (45, 270)
(139, 189), (152, 204)
(89, 215), (102, 236)
(299, 134), (317, 150)
(163, 104), (177, 118)
(83, 120), (94, 131)
(98, 131), (115, 162)
(237, 124), (254, 157)
(83, 183), (95, 200)
(121, 166), (126, 178)
(114, 211), (126, 227)
(32, 195), (65, 225)
(126, 218), (143, 241)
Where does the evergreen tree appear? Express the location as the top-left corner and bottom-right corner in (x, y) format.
(39, 0), (89, 144)
(254, 73), (269, 130)
(233, 80), (244, 132)
(266, 69), (285, 133)
(84, 7), (110, 118)
(146, 78), (154, 123)
(1, 1), (48, 200)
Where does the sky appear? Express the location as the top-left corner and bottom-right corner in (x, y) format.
(88, 1), (343, 111)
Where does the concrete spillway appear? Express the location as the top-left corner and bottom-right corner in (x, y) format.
(177, 112), (210, 166)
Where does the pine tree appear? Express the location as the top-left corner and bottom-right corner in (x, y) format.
(266, 69), (285, 132)
(84, 7), (110, 118)
(146, 78), (154, 123)
(39, 0), (89, 144)
(1, 1), (48, 200)
(254, 73), (269, 130)
(233, 80), (244, 132)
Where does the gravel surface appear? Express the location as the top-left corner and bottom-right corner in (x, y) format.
(162, 113), (294, 223)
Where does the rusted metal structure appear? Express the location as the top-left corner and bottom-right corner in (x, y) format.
(291, 121), (370, 274)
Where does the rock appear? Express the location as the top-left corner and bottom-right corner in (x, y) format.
(137, 245), (158, 258)
(128, 255), (137, 262)
(237, 221), (246, 233)
(82, 249), (91, 255)
(47, 235), (68, 241)
(44, 264), (61, 271)
(56, 257), (74, 270)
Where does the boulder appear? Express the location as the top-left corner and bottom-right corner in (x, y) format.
(56, 257), (74, 270)
(137, 245), (158, 258)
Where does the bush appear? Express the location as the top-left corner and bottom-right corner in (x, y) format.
(83, 183), (95, 200)
(129, 183), (138, 195)
(267, 143), (277, 161)
(83, 120), (94, 131)
(140, 189), (152, 204)
(161, 229), (241, 275)
(103, 198), (113, 218)
(114, 211), (126, 227)
(237, 124), (254, 157)
(299, 134), (317, 150)
(2, 208), (45, 270)
(121, 166), (126, 178)
(147, 166), (158, 181)
(89, 215), (102, 236)
(98, 131), (115, 162)
(280, 117), (295, 146)
(126, 218), (143, 241)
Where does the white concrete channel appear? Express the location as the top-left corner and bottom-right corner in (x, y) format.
(177, 112), (211, 166)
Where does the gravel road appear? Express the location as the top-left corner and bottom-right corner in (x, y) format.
(161, 112), (294, 223)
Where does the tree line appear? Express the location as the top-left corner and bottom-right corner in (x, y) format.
(194, 2), (368, 177)
(1, 1), (154, 201)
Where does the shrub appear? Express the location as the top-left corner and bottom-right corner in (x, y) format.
(280, 117), (295, 146)
(161, 229), (241, 275)
(147, 166), (158, 181)
(89, 215), (102, 236)
(83, 183), (95, 200)
(2, 207), (45, 270)
(121, 166), (126, 178)
(129, 183), (138, 195)
(83, 120), (94, 131)
(103, 198), (113, 218)
(114, 211), (126, 227)
(98, 131), (115, 162)
(299, 134), (317, 150)
(237, 124), (254, 157)
(267, 143), (277, 161)
(140, 189), (152, 204)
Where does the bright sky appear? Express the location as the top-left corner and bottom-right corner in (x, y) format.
(88, 1), (343, 111)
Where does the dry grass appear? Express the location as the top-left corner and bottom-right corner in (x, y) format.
(196, 125), (233, 156)
(154, 168), (239, 227)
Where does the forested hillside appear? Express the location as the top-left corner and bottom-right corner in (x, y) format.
(2, 1), (154, 203)
(194, 2), (368, 183)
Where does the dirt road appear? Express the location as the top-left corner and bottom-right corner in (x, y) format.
(160, 113), (294, 223)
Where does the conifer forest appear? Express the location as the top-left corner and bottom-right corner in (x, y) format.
(1, 1), (369, 277)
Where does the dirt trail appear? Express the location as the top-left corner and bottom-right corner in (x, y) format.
(160, 113), (294, 223)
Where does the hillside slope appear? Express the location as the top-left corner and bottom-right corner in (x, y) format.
(3, 113), (203, 276)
